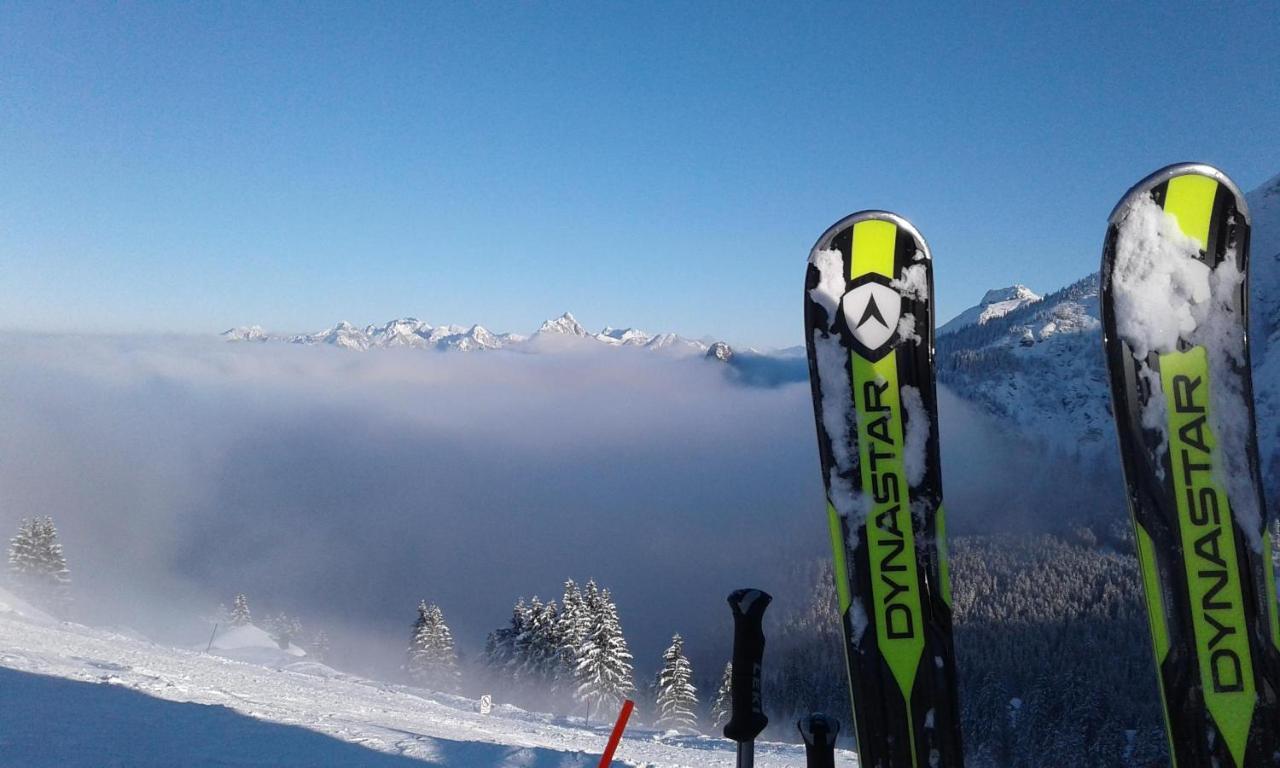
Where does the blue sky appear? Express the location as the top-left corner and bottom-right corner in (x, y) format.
(2, 2), (1277, 347)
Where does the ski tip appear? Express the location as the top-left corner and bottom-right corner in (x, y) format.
(1106, 162), (1249, 226)
(809, 210), (932, 263)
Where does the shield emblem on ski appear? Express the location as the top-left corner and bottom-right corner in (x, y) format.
(804, 211), (964, 768)
(840, 277), (902, 359)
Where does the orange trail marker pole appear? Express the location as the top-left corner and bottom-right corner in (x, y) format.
(597, 698), (634, 768)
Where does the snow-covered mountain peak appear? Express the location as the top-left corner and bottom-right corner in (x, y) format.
(596, 326), (651, 346)
(292, 322), (371, 351)
(536, 312), (589, 337)
(221, 326), (268, 342)
(939, 284), (1042, 336)
(368, 318), (432, 348)
(980, 284), (1040, 305)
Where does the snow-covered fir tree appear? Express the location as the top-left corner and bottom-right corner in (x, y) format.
(653, 634), (698, 730)
(407, 601), (459, 691)
(229, 594), (252, 627)
(7, 517), (70, 608)
(408, 601), (432, 677)
(512, 596), (542, 682)
(521, 598), (563, 690)
(710, 661), (732, 729)
(574, 585), (634, 721)
(483, 598), (526, 683)
(425, 604), (460, 690)
(557, 580), (588, 683)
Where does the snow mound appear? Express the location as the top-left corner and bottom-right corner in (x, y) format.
(204, 624), (306, 666)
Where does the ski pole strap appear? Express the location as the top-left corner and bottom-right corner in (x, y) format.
(798, 713), (839, 768)
(723, 588), (771, 743)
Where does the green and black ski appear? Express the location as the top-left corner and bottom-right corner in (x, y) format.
(1101, 163), (1280, 767)
(804, 211), (963, 768)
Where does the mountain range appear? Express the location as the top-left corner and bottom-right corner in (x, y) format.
(224, 312), (717, 356)
(225, 170), (1280, 499)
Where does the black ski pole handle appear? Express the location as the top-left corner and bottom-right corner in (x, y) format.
(798, 713), (839, 768)
(723, 588), (772, 744)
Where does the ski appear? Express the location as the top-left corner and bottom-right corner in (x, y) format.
(803, 211), (963, 768)
(1101, 163), (1280, 767)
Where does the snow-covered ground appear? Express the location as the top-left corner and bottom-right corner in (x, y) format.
(0, 588), (845, 767)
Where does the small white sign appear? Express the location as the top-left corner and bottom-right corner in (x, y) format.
(479, 694), (492, 715)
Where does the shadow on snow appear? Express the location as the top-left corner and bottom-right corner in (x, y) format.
(0, 667), (595, 767)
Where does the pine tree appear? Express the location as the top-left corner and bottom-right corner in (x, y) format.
(654, 634), (698, 731)
(7, 518), (40, 576)
(575, 586), (634, 720)
(229, 594), (252, 627)
(522, 598), (562, 691)
(8, 517), (71, 609)
(710, 661), (732, 729)
(407, 600), (433, 682)
(513, 596), (542, 682)
(484, 599), (527, 677)
(423, 604), (460, 691)
(557, 580), (587, 688)
(408, 601), (460, 691)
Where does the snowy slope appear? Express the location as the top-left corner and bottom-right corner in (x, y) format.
(0, 603), (840, 767)
(225, 312), (711, 357)
(937, 274), (1109, 452)
(937, 285), (1042, 336)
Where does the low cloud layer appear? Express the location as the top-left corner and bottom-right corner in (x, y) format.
(0, 336), (1122, 676)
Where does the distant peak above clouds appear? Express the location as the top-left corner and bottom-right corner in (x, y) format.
(222, 312), (716, 357)
(535, 312), (589, 337)
(938, 284), (1042, 336)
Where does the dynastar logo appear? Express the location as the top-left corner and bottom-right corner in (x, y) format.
(862, 376), (915, 641)
(852, 352), (924, 702)
(1160, 347), (1256, 766)
(839, 276), (902, 361)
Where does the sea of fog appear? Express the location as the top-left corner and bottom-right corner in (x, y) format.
(0, 335), (1120, 678)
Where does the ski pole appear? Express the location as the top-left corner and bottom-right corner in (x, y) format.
(797, 713), (839, 768)
(597, 699), (634, 768)
(723, 588), (771, 768)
